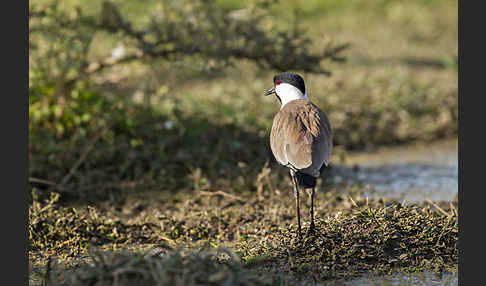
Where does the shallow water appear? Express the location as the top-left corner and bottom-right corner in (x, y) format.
(323, 139), (458, 286)
(331, 139), (458, 202)
(319, 271), (458, 286)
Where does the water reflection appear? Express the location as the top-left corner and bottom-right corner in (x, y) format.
(319, 271), (458, 286)
(322, 140), (458, 286)
(331, 139), (458, 202)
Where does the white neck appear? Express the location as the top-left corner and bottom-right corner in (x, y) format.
(275, 83), (308, 109)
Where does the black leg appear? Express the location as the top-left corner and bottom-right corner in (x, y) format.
(291, 172), (302, 239)
(308, 187), (316, 234)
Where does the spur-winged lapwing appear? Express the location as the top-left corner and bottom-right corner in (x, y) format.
(265, 72), (332, 238)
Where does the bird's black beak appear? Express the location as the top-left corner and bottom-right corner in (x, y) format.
(264, 87), (275, 96)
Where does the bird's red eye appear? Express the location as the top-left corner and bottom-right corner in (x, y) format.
(276, 80), (281, 85)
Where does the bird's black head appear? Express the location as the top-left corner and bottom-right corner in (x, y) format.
(273, 72), (306, 95)
(264, 72), (306, 98)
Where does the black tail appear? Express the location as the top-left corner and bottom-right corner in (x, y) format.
(295, 172), (317, 188)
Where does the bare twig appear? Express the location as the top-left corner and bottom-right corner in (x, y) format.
(264, 173), (276, 196)
(29, 178), (144, 194)
(425, 199), (452, 217)
(60, 127), (106, 186)
(79, 180), (144, 191)
(199, 190), (246, 203)
(449, 201), (457, 217)
(348, 195), (359, 208)
(29, 177), (69, 192)
(256, 161), (271, 201)
(32, 0), (349, 92)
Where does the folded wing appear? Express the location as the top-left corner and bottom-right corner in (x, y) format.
(270, 100), (332, 177)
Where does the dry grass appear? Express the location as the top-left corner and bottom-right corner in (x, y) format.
(30, 186), (458, 285)
(42, 247), (284, 286)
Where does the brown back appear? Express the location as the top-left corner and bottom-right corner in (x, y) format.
(270, 99), (332, 177)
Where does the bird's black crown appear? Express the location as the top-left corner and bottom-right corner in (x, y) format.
(273, 72), (306, 95)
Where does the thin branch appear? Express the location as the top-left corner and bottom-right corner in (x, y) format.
(79, 181), (144, 191)
(449, 201), (457, 217)
(32, 0), (349, 87)
(199, 190), (246, 203)
(348, 195), (359, 208)
(60, 127), (106, 186)
(29, 177), (68, 192)
(425, 199), (452, 218)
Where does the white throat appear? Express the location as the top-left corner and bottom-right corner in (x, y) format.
(275, 83), (308, 109)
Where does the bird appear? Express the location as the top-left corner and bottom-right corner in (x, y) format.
(264, 72), (332, 238)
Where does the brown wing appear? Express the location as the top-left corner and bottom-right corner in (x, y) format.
(270, 100), (332, 177)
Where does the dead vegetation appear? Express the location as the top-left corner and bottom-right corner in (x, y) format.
(43, 247), (284, 286)
(248, 205), (457, 281)
(29, 187), (458, 285)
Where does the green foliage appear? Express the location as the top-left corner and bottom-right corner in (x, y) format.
(29, 81), (274, 198)
(28, 0), (348, 198)
(29, 0), (457, 199)
(29, 0), (347, 97)
(315, 72), (458, 149)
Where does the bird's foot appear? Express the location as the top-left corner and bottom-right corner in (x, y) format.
(306, 222), (316, 237)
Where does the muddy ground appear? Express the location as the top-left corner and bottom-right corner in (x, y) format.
(29, 183), (458, 285)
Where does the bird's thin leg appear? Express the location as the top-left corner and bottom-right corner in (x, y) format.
(309, 187), (316, 234)
(291, 171), (302, 239)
